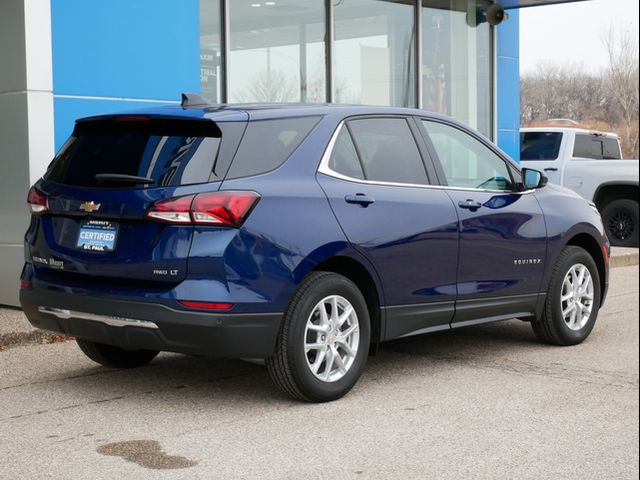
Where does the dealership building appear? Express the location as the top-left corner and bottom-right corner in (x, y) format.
(0, 0), (580, 305)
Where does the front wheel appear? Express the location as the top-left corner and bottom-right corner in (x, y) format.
(532, 246), (601, 346)
(601, 198), (639, 247)
(266, 272), (371, 402)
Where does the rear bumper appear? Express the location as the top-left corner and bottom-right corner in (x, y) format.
(20, 288), (282, 358)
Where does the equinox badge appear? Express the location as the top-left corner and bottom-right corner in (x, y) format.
(79, 201), (101, 213)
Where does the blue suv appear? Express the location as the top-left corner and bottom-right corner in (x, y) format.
(20, 97), (610, 402)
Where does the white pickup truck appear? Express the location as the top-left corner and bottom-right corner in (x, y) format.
(521, 127), (639, 247)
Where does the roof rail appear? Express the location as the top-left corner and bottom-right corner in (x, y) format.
(181, 92), (211, 108)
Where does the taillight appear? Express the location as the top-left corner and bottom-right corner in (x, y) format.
(191, 192), (259, 226)
(146, 191), (260, 227)
(146, 195), (193, 224)
(27, 186), (48, 214)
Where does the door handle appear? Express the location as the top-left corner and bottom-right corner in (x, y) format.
(458, 199), (482, 211)
(345, 193), (375, 207)
(544, 167), (558, 172)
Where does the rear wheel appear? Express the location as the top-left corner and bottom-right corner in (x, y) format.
(76, 339), (159, 368)
(601, 198), (639, 247)
(532, 246), (601, 345)
(266, 272), (371, 402)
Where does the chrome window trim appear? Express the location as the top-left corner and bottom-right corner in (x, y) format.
(317, 120), (535, 195)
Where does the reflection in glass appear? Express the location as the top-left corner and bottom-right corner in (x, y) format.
(228, 1), (326, 103)
(421, 1), (492, 136)
(334, 0), (415, 106)
(422, 120), (510, 190)
(200, 0), (222, 102)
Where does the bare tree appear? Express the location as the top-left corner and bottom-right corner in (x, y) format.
(521, 62), (611, 125)
(521, 51), (638, 158)
(236, 70), (298, 103)
(602, 25), (640, 158)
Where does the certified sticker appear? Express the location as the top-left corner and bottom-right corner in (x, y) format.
(76, 220), (118, 252)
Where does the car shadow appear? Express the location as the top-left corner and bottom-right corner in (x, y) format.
(54, 319), (541, 405)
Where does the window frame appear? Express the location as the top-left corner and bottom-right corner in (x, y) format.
(317, 114), (439, 188)
(415, 117), (521, 193)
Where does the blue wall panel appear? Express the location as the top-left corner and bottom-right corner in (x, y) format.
(51, 0), (200, 151)
(496, 9), (520, 162)
(51, 0), (200, 100)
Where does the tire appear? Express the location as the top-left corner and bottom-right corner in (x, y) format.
(266, 271), (371, 402)
(601, 198), (639, 247)
(76, 339), (159, 368)
(532, 246), (601, 346)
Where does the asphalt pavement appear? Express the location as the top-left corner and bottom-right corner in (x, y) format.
(0, 265), (638, 480)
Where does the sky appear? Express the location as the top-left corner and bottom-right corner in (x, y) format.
(519, 0), (639, 73)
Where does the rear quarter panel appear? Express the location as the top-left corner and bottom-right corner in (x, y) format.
(564, 159), (640, 202)
(204, 114), (384, 313)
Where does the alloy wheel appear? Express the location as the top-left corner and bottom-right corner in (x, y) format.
(304, 295), (360, 382)
(560, 263), (594, 331)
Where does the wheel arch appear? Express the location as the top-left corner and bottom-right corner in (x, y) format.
(565, 232), (607, 305)
(593, 182), (639, 209)
(310, 255), (384, 346)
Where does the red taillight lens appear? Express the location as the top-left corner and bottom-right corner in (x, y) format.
(178, 300), (233, 311)
(20, 280), (30, 288)
(191, 191), (259, 226)
(146, 191), (260, 227)
(114, 116), (151, 122)
(146, 195), (194, 224)
(27, 186), (48, 214)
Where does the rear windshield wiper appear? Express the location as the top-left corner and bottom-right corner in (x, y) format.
(95, 173), (155, 185)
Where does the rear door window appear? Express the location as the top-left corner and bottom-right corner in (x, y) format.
(46, 117), (223, 188)
(225, 116), (321, 179)
(346, 118), (429, 185)
(520, 132), (563, 161)
(573, 134), (622, 160)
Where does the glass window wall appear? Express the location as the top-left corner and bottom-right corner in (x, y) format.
(421, 1), (492, 136)
(228, 1), (326, 103)
(333, 0), (415, 106)
(200, 1), (222, 102)
(199, 1), (493, 137)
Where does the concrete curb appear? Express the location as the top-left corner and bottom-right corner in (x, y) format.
(610, 247), (639, 268)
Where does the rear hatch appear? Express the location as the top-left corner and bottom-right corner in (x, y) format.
(28, 115), (237, 288)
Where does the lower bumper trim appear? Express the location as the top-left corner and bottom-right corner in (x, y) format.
(21, 288), (283, 358)
(38, 306), (159, 329)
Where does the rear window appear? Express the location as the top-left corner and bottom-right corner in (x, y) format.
(573, 134), (622, 160)
(225, 116), (321, 179)
(520, 132), (563, 161)
(46, 117), (222, 188)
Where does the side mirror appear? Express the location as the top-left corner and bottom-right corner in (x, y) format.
(521, 168), (548, 190)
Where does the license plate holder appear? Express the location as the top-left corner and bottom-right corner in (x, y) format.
(76, 220), (118, 252)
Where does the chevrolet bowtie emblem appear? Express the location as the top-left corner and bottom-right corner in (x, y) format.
(79, 201), (101, 213)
